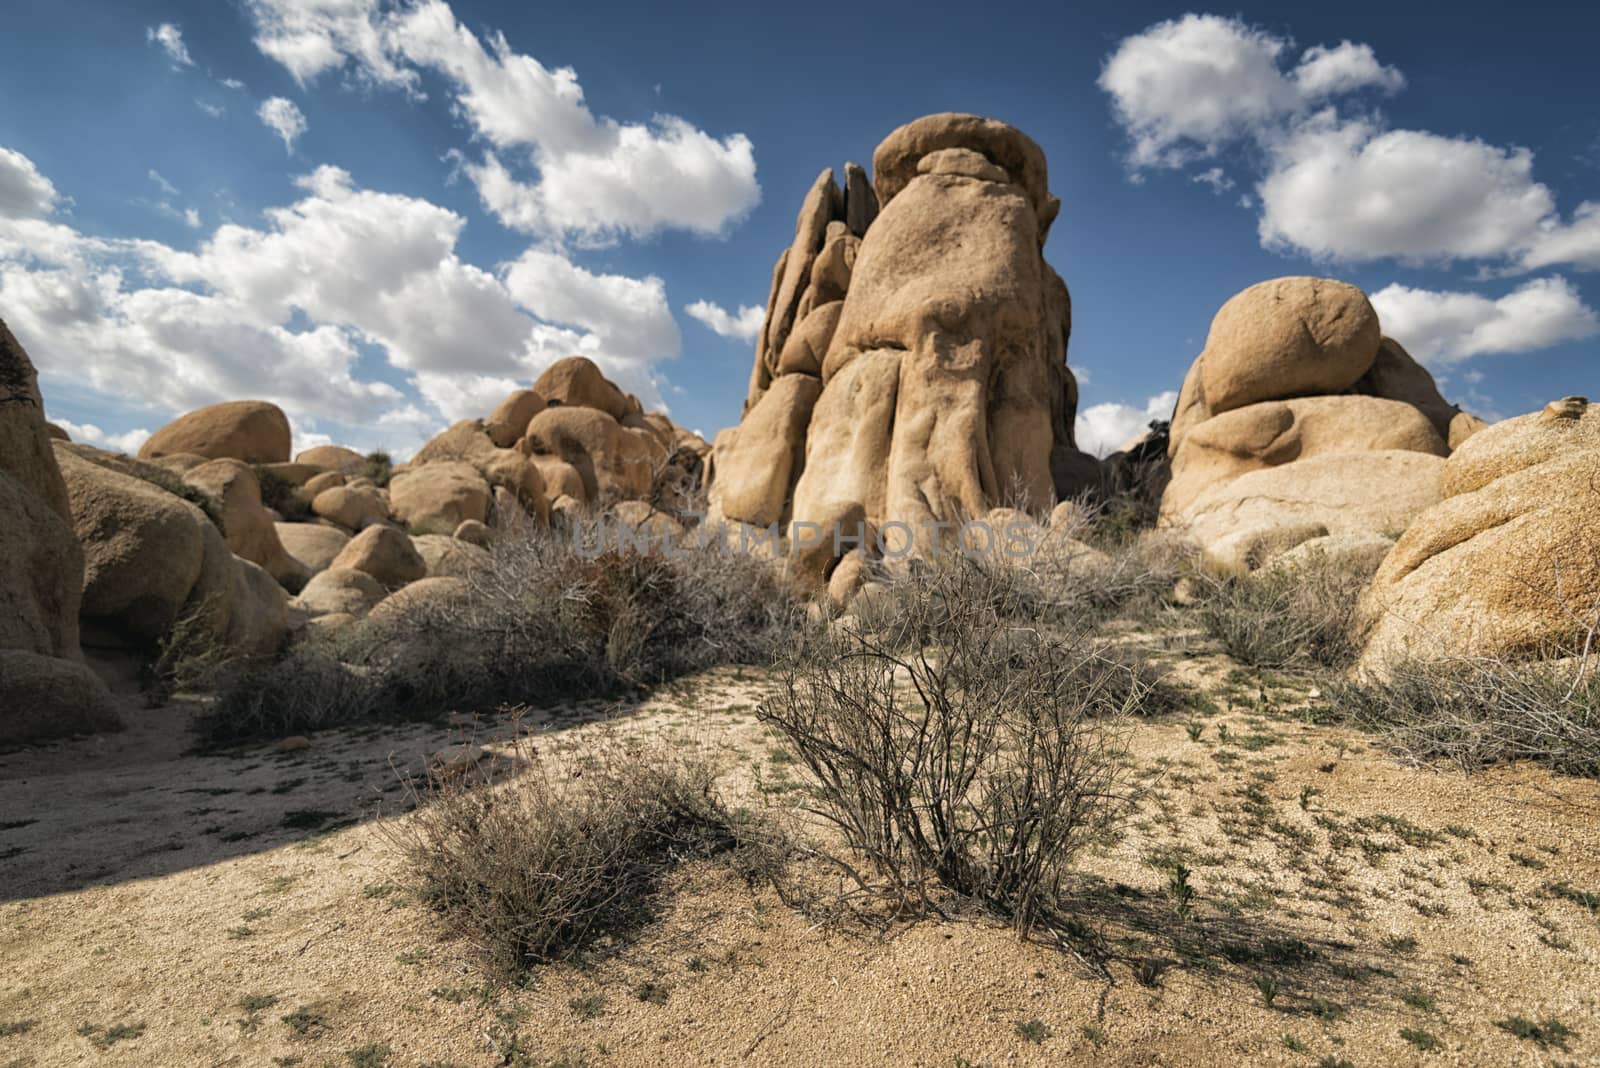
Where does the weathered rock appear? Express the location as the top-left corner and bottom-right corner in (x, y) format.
(258, 462), (325, 487)
(873, 112), (1053, 225)
(1360, 398), (1600, 669)
(808, 222), (859, 305)
(293, 567), (387, 618)
(329, 526), (427, 589)
(843, 160), (879, 237)
(302, 470), (346, 496)
(1165, 395), (1447, 516)
(310, 484), (389, 532)
(368, 576), (471, 625)
(452, 519), (492, 548)
(388, 461), (491, 532)
(749, 169), (843, 410)
(710, 375), (821, 529)
(790, 500), (871, 589)
(479, 449), (549, 524)
(295, 445), (368, 475)
(775, 301), (843, 377)
(485, 388), (546, 447)
(0, 650), (122, 744)
(140, 400), (292, 464)
(1272, 531), (1396, 580)
(611, 500), (686, 547)
(275, 522), (351, 574)
(413, 419), (498, 466)
(532, 357), (631, 421)
(1202, 521), (1330, 576)
(523, 407), (655, 502)
(412, 533), (491, 578)
(182, 459), (310, 590)
(528, 455), (588, 505)
(223, 557), (289, 656)
(1350, 337), (1471, 444)
(1184, 450), (1444, 550)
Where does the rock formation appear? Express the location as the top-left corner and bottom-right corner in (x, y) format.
(710, 113), (1097, 584)
(1162, 277), (1484, 570)
(1359, 397), (1600, 669)
(0, 320), (121, 742)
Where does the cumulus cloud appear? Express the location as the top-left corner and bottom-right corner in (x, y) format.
(1370, 277), (1600, 365)
(1098, 15), (1401, 169)
(1075, 391), (1179, 458)
(197, 100), (225, 118)
(684, 299), (763, 343)
(146, 23), (194, 68)
(52, 419), (152, 454)
(243, 0), (759, 241)
(258, 97), (308, 152)
(0, 147), (59, 219)
(1101, 15), (1600, 273)
(0, 150), (685, 451)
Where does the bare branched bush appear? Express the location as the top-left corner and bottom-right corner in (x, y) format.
(759, 560), (1145, 938)
(1331, 656), (1600, 777)
(383, 735), (778, 974)
(197, 523), (799, 745)
(1196, 548), (1371, 668)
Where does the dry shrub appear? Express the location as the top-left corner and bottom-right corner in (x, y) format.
(197, 523), (799, 745)
(1197, 548), (1371, 668)
(760, 559), (1145, 938)
(252, 464), (311, 520)
(1332, 656), (1600, 778)
(384, 735), (776, 974)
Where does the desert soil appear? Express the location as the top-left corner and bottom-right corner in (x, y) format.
(2, 632), (1599, 1067)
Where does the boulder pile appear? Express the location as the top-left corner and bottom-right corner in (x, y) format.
(1162, 277), (1486, 573)
(709, 113), (1099, 590)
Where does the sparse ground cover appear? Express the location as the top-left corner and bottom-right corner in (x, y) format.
(4, 599), (1599, 1065)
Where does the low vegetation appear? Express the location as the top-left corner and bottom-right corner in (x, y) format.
(1196, 549), (1370, 669)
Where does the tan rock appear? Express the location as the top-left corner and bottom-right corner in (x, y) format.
(1271, 531), (1395, 580)
(532, 356), (631, 420)
(413, 419), (498, 466)
(752, 169), (842, 408)
(293, 567), (387, 618)
(257, 462), (324, 487)
(1190, 277), (1381, 421)
(1202, 521), (1330, 576)
(388, 461), (491, 532)
(711, 374), (821, 529)
(1184, 450), (1444, 551)
(274, 522), (351, 574)
(872, 112), (1052, 223)
(827, 549), (869, 606)
(302, 470), (345, 496)
(808, 222), (858, 305)
(611, 500), (685, 548)
(139, 400), (291, 464)
(790, 500), (871, 590)
(310, 484), (389, 532)
(523, 407), (655, 502)
(182, 459), (310, 590)
(329, 526), (427, 589)
(0, 650), (121, 744)
(843, 160), (878, 237)
(452, 519), (493, 548)
(775, 301), (843, 377)
(1351, 337), (1470, 443)
(412, 533), (491, 578)
(368, 576), (471, 626)
(224, 557), (289, 656)
(1360, 399), (1600, 669)
(485, 388), (546, 447)
(529, 455), (588, 505)
(295, 445), (368, 475)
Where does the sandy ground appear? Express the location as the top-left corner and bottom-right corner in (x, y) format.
(2, 641), (1599, 1067)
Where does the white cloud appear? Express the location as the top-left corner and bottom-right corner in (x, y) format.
(1191, 167), (1233, 194)
(148, 169), (179, 197)
(1, 152), (686, 451)
(0, 148), (59, 219)
(184, 208), (201, 229)
(146, 23), (194, 68)
(52, 419), (152, 454)
(221, 78), (246, 91)
(684, 299), (763, 343)
(258, 97), (308, 152)
(1101, 16), (1600, 273)
(1075, 391), (1179, 458)
(244, 0), (759, 241)
(197, 99), (225, 118)
(1371, 277), (1600, 365)
(1258, 114), (1557, 264)
(1098, 15), (1401, 169)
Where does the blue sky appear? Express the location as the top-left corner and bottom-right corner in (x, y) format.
(1, 0), (1595, 457)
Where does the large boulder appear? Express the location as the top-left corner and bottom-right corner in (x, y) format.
(1360, 398), (1600, 669)
(292, 567), (387, 618)
(709, 375), (821, 528)
(1183, 450), (1445, 550)
(222, 557), (289, 656)
(310, 484), (389, 532)
(532, 356), (632, 421)
(328, 525), (427, 589)
(388, 461), (491, 532)
(275, 522), (351, 574)
(523, 407), (656, 502)
(485, 388), (546, 447)
(0, 650), (122, 744)
(367, 576), (471, 625)
(295, 444), (368, 475)
(139, 400), (292, 464)
(181, 459), (310, 590)
(412, 533), (491, 578)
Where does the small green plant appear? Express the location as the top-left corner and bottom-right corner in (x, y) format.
(569, 995), (605, 1020)
(1079, 1024), (1105, 1047)
(1253, 975), (1280, 1007)
(1495, 1016), (1576, 1050)
(686, 956), (707, 973)
(1382, 934), (1419, 955)
(1280, 1034), (1307, 1053)
(1014, 1019), (1050, 1044)
(0, 1020), (37, 1037)
(635, 982), (668, 1006)
(282, 1006), (329, 1038)
(1299, 785), (1321, 810)
(363, 451), (394, 487)
(1166, 863), (1196, 917)
(1185, 722), (1204, 742)
(345, 1043), (392, 1067)
(77, 1022), (146, 1049)
(1400, 1027), (1442, 1052)
(1401, 988), (1436, 1012)
(237, 994), (278, 1032)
